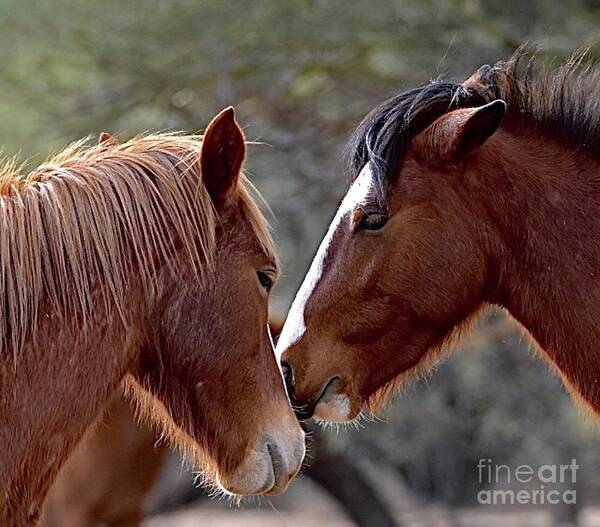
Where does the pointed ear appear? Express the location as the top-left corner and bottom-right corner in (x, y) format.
(98, 132), (119, 146)
(448, 100), (507, 159)
(201, 107), (246, 207)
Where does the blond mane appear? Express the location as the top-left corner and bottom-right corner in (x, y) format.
(0, 133), (275, 360)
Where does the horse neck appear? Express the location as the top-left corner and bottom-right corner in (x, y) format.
(479, 128), (600, 412)
(0, 291), (145, 525)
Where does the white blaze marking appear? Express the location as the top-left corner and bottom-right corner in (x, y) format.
(276, 164), (374, 359)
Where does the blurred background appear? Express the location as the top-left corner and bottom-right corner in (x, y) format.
(3, 1), (600, 525)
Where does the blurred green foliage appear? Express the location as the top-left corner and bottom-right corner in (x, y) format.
(2, 0), (600, 155)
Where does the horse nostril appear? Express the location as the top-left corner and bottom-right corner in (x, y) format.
(281, 360), (294, 394)
(280, 361), (315, 421)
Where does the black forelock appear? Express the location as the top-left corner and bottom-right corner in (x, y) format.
(346, 46), (600, 204)
(344, 82), (490, 204)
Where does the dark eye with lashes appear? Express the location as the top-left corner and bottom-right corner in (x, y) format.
(257, 269), (276, 292)
(356, 211), (388, 231)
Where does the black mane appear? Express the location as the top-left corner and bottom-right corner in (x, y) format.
(346, 48), (600, 203)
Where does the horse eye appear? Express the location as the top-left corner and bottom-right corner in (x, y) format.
(359, 212), (388, 231)
(257, 270), (275, 292)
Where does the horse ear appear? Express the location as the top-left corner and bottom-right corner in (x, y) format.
(449, 100), (506, 159)
(98, 132), (119, 146)
(201, 107), (246, 207)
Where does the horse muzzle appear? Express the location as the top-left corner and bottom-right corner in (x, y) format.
(217, 430), (305, 496)
(282, 361), (357, 423)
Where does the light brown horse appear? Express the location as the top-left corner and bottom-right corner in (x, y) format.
(0, 108), (304, 525)
(277, 50), (600, 423)
(42, 394), (166, 527)
(41, 310), (286, 527)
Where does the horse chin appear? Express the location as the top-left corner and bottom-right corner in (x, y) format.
(215, 432), (305, 497)
(313, 394), (351, 422)
(312, 389), (362, 423)
(216, 447), (275, 497)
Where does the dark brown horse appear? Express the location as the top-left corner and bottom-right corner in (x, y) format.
(0, 108), (304, 525)
(277, 50), (600, 424)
